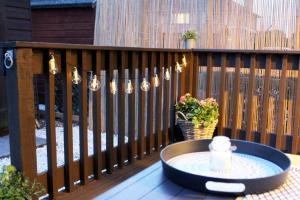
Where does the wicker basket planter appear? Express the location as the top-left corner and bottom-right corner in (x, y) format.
(176, 111), (217, 140)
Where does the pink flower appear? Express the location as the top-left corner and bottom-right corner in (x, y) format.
(179, 95), (186, 103)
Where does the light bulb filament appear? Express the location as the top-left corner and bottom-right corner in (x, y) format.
(175, 62), (182, 72)
(182, 55), (187, 67)
(110, 79), (117, 94)
(140, 78), (150, 91)
(165, 68), (170, 80)
(126, 80), (134, 94)
(72, 67), (82, 84)
(154, 74), (160, 87)
(49, 54), (58, 75)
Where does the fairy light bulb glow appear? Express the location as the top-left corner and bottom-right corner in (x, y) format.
(89, 74), (100, 91)
(165, 68), (170, 80)
(72, 67), (82, 84)
(140, 78), (150, 92)
(154, 74), (160, 87)
(49, 54), (58, 75)
(175, 62), (182, 73)
(182, 55), (187, 67)
(110, 79), (117, 94)
(126, 80), (134, 94)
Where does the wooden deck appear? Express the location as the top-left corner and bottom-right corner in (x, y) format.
(94, 154), (300, 200)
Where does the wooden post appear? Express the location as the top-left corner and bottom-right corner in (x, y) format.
(6, 48), (37, 180)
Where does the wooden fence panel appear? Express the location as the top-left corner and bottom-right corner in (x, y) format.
(275, 55), (288, 150)
(146, 52), (156, 154)
(218, 53), (227, 135)
(231, 54), (242, 139)
(93, 50), (103, 179)
(292, 57), (300, 154)
(138, 52), (147, 159)
(245, 55), (257, 141)
(105, 51), (116, 173)
(117, 51), (127, 167)
(63, 50), (76, 192)
(128, 52), (138, 163)
(44, 49), (58, 198)
(260, 55), (273, 144)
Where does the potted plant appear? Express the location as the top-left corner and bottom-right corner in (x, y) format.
(0, 165), (45, 199)
(181, 30), (197, 49)
(175, 93), (219, 140)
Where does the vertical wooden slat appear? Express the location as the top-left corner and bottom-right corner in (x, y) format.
(146, 52), (156, 154)
(93, 50), (103, 179)
(206, 53), (213, 98)
(187, 53), (194, 94)
(218, 53), (227, 135)
(79, 50), (89, 184)
(192, 53), (199, 97)
(162, 53), (171, 146)
(44, 50), (58, 198)
(6, 48), (37, 181)
(180, 54), (186, 96)
(63, 50), (75, 192)
(291, 57), (300, 154)
(105, 51), (116, 173)
(177, 54), (182, 98)
(231, 54), (242, 139)
(138, 52), (147, 159)
(128, 52), (138, 163)
(260, 55), (272, 144)
(246, 55), (257, 141)
(118, 51), (127, 167)
(155, 52), (164, 150)
(169, 52), (177, 143)
(275, 55), (288, 150)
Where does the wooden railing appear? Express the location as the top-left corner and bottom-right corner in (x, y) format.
(1, 42), (300, 199)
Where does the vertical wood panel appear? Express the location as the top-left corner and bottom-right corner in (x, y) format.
(63, 50), (75, 192)
(246, 55), (257, 141)
(93, 50), (103, 179)
(146, 52), (156, 154)
(79, 50), (89, 184)
(44, 50), (58, 198)
(218, 53), (227, 135)
(162, 53), (171, 146)
(206, 53), (213, 98)
(291, 57), (300, 154)
(6, 48), (37, 182)
(231, 54), (242, 139)
(170, 53), (177, 143)
(105, 51), (116, 173)
(155, 52), (164, 150)
(260, 55), (272, 144)
(187, 53), (194, 94)
(138, 52), (147, 159)
(275, 55), (288, 150)
(180, 54), (186, 96)
(128, 52), (138, 163)
(118, 51), (127, 167)
(192, 53), (199, 97)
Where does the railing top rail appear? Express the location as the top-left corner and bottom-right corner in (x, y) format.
(2, 41), (300, 55)
(0, 41), (191, 52)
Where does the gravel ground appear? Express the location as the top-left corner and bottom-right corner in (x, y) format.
(0, 126), (128, 173)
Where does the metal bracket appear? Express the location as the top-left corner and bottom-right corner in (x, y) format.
(4, 50), (14, 69)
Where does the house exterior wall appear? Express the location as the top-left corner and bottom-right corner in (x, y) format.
(0, 0), (32, 136)
(31, 7), (95, 44)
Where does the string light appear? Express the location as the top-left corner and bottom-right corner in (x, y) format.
(126, 80), (134, 94)
(49, 53), (58, 75)
(153, 74), (160, 87)
(72, 67), (82, 84)
(88, 73), (100, 91)
(175, 62), (182, 73)
(110, 78), (117, 94)
(165, 68), (170, 80)
(140, 78), (150, 92)
(182, 55), (187, 67)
